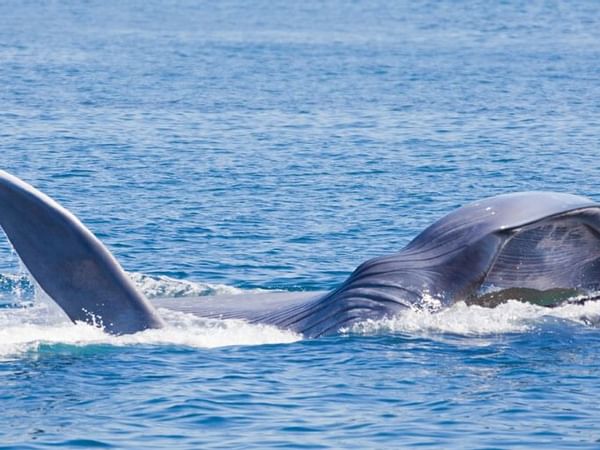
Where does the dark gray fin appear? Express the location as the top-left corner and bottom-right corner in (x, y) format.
(0, 170), (165, 334)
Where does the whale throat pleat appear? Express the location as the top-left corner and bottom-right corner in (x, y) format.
(478, 215), (600, 304)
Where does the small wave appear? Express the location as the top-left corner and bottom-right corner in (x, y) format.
(0, 273), (35, 305)
(128, 272), (267, 298)
(345, 299), (600, 336)
(0, 271), (265, 301)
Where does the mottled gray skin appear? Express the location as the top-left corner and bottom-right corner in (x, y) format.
(2, 169), (600, 337)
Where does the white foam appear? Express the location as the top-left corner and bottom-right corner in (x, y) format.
(3, 298), (600, 359)
(346, 300), (600, 336)
(112, 308), (300, 348)
(3, 270), (600, 358)
(0, 271), (299, 359)
(0, 305), (300, 360)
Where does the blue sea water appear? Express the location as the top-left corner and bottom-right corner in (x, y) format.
(1, 0), (600, 448)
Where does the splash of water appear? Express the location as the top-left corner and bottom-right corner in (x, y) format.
(0, 271), (297, 358)
(345, 299), (600, 336)
(0, 302), (300, 359)
(3, 270), (600, 358)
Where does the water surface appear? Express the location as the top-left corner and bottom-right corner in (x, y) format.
(0, 1), (599, 448)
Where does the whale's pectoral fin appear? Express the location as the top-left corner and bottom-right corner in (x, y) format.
(0, 170), (164, 334)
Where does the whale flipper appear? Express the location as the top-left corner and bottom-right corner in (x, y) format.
(0, 170), (164, 334)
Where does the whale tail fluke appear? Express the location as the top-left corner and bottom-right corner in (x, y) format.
(0, 170), (164, 334)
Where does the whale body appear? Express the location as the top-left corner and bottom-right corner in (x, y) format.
(1, 169), (600, 337)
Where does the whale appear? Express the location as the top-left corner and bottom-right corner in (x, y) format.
(1, 169), (600, 337)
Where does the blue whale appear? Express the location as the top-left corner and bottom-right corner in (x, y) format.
(1, 170), (599, 337)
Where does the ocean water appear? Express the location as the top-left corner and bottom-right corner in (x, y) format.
(1, 0), (600, 448)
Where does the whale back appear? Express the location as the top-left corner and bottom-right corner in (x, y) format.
(403, 192), (598, 256)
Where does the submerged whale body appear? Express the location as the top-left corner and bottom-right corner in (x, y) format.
(1, 169), (600, 337)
